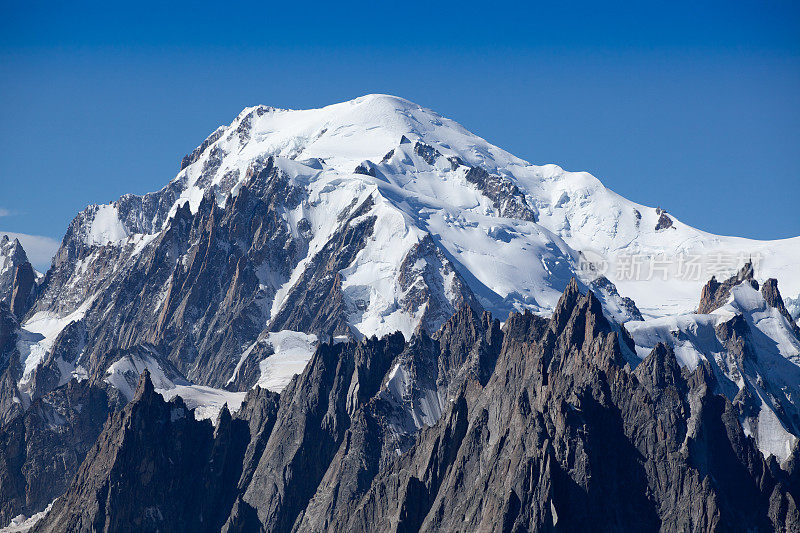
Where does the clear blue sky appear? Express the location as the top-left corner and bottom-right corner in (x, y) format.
(1, 1), (799, 268)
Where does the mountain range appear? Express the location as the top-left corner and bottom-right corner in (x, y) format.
(1, 95), (799, 532)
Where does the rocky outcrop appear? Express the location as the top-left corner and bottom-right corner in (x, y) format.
(9, 261), (36, 320)
(762, 278), (800, 337)
(463, 165), (537, 222)
(697, 261), (757, 314)
(354, 160), (378, 177)
(180, 126), (226, 170)
(412, 141), (441, 166)
(235, 333), (405, 532)
(0, 302), (17, 368)
(32, 371), (250, 533)
(655, 207), (674, 230)
(0, 302), (22, 426)
(0, 237), (30, 304)
(590, 275), (644, 322)
(397, 235), (482, 334)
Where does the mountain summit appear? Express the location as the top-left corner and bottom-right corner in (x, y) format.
(1, 95), (799, 531)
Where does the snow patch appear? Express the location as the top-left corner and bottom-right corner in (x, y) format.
(2, 501), (54, 532)
(87, 204), (129, 245)
(256, 330), (318, 392)
(158, 385), (246, 422)
(104, 351), (186, 401)
(16, 296), (95, 398)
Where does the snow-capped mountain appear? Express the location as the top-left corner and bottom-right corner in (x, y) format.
(2, 95), (800, 530)
(8, 93), (800, 433)
(46, 95), (800, 315)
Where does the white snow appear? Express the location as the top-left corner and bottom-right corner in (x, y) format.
(104, 352), (246, 423)
(256, 330), (318, 392)
(158, 385), (246, 422)
(625, 314), (722, 371)
(753, 390), (798, 462)
(86, 203), (129, 245)
(15, 296), (95, 399)
(104, 351), (186, 401)
(1, 502), (53, 533)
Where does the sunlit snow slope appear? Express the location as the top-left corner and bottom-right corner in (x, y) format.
(62, 94), (800, 322)
(16, 95), (800, 436)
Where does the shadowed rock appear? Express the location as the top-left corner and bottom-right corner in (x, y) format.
(30, 280), (798, 532)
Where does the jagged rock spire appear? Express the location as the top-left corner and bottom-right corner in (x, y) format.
(697, 261), (758, 314)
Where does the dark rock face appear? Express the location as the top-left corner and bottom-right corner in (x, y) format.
(0, 237), (31, 305)
(655, 207), (674, 231)
(397, 234), (482, 334)
(236, 333), (405, 532)
(413, 141), (441, 166)
(0, 303), (17, 370)
(0, 381), (119, 525)
(463, 165), (538, 222)
(31, 281), (798, 532)
(180, 126), (226, 170)
(354, 160), (378, 177)
(32, 371), (256, 533)
(762, 278), (800, 336)
(0, 302), (23, 426)
(341, 282), (792, 532)
(591, 275), (644, 322)
(9, 261), (36, 320)
(697, 261), (757, 314)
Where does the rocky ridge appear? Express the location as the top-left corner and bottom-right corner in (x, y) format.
(30, 281), (800, 532)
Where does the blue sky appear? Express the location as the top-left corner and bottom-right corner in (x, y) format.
(1, 1), (799, 269)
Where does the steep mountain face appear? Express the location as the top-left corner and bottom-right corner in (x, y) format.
(31, 282), (800, 532)
(0, 380), (121, 526)
(33, 370), (255, 533)
(341, 282), (798, 532)
(1, 95), (800, 529)
(0, 302), (24, 426)
(627, 263), (800, 462)
(0, 237), (36, 320)
(0, 237), (28, 300)
(11, 95), (799, 403)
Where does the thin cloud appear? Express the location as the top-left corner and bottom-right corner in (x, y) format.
(0, 231), (60, 272)
(0, 208), (11, 217)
